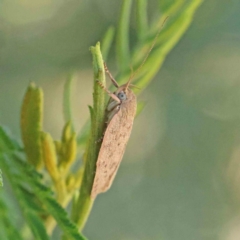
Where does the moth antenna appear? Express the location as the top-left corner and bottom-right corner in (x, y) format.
(129, 64), (134, 79)
(123, 65), (134, 91)
(129, 84), (141, 90)
(125, 16), (169, 90)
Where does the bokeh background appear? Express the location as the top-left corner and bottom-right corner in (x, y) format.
(1, 0), (240, 239)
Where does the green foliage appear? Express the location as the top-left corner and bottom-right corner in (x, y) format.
(0, 126), (87, 240)
(0, 125), (20, 152)
(114, 0), (203, 91)
(0, 0), (203, 239)
(0, 196), (24, 240)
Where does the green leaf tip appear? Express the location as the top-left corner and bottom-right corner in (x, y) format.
(62, 121), (73, 143)
(101, 26), (115, 60)
(59, 121), (77, 173)
(60, 132), (77, 172)
(41, 131), (59, 182)
(20, 82), (43, 169)
(90, 42), (105, 80)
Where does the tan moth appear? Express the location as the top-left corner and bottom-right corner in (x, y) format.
(91, 17), (168, 199)
(91, 64), (137, 199)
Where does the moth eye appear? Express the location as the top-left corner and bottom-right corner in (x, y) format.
(117, 91), (127, 101)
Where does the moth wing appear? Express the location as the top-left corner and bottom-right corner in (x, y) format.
(91, 107), (135, 199)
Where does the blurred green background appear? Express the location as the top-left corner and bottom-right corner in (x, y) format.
(1, 0), (240, 239)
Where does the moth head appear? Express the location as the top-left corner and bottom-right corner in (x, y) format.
(117, 91), (127, 101)
(116, 78), (139, 101)
(115, 86), (128, 101)
(115, 83), (137, 102)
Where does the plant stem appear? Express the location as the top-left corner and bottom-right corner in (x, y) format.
(136, 0), (148, 41)
(70, 42), (106, 231)
(116, 0), (132, 71)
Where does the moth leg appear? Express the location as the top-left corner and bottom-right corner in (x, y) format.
(107, 100), (120, 111)
(104, 62), (119, 88)
(95, 135), (104, 143)
(107, 105), (120, 123)
(96, 80), (120, 103)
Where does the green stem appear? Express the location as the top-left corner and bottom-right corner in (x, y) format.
(70, 42), (106, 231)
(116, 0), (133, 71)
(136, 0), (148, 41)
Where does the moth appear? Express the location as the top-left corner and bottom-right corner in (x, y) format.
(91, 17), (168, 199)
(91, 63), (137, 199)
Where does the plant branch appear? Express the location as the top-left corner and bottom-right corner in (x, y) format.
(116, 0), (133, 71)
(70, 42), (106, 231)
